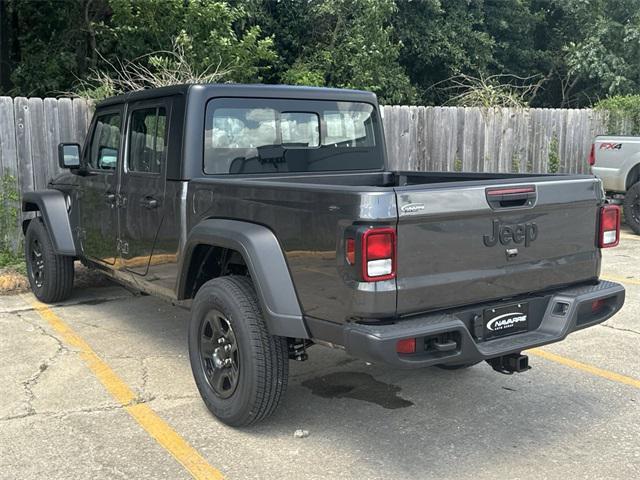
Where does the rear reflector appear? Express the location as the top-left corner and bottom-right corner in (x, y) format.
(396, 338), (416, 354)
(346, 238), (355, 265)
(591, 298), (606, 313)
(599, 205), (620, 248)
(362, 227), (396, 281)
(589, 144), (596, 166)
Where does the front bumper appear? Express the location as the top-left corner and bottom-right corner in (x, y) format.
(342, 281), (625, 368)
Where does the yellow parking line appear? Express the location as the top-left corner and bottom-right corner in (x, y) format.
(600, 273), (640, 286)
(528, 348), (640, 390)
(27, 297), (224, 480)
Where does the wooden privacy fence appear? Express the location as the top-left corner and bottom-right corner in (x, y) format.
(380, 105), (609, 174)
(0, 97), (92, 253)
(0, 97), (622, 255)
(0, 97), (92, 193)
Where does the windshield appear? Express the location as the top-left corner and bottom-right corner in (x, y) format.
(203, 98), (383, 174)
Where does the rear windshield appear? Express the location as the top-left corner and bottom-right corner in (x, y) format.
(203, 98), (383, 174)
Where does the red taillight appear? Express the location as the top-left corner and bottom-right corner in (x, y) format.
(362, 227), (396, 281)
(599, 205), (620, 248)
(366, 232), (394, 259)
(589, 143), (596, 166)
(346, 238), (355, 265)
(396, 338), (416, 354)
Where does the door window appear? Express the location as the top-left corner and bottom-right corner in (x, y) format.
(88, 112), (121, 170)
(128, 107), (167, 174)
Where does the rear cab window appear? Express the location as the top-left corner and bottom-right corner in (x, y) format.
(203, 98), (383, 174)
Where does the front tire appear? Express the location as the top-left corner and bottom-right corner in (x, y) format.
(25, 218), (74, 303)
(624, 181), (640, 234)
(189, 276), (289, 427)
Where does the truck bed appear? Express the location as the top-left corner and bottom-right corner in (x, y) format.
(188, 170), (603, 323)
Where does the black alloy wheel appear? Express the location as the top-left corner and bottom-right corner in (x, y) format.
(28, 237), (45, 288)
(199, 309), (240, 399)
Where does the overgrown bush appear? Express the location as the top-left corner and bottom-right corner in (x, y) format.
(548, 135), (560, 173)
(444, 74), (538, 108)
(595, 95), (640, 135)
(0, 174), (22, 269)
(76, 40), (231, 100)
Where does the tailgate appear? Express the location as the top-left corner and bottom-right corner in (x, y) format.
(394, 178), (603, 315)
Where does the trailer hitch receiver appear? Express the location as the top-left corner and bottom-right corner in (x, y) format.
(487, 353), (530, 374)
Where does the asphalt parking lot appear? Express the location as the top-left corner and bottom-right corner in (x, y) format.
(1, 232), (638, 480)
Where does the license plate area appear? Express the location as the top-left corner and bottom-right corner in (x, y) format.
(483, 302), (529, 339)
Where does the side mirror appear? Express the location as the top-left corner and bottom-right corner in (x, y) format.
(58, 143), (81, 169)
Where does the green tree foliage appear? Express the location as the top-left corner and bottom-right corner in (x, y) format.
(1, 0), (640, 108)
(260, 0), (415, 104)
(394, 0), (494, 105)
(484, 0), (543, 79)
(101, 0), (276, 83)
(1, 0), (276, 96)
(394, 0), (640, 107)
(2, 0), (102, 96)
(562, 0), (640, 100)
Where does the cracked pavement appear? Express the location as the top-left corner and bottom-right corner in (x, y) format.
(0, 238), (638, 479)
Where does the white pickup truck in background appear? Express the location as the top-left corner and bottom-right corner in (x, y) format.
(591, 135), (640, 233)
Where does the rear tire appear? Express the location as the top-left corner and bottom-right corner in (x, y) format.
(188, 276), (289, 427)
(623, 182), (640, 234)
(25, 218), (74, 303)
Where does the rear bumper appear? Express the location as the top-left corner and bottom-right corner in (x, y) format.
(341, 281), (625, 368)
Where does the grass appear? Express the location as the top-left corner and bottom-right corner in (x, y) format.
(0, 251), (25, 275)
(0, 173), (26, 289)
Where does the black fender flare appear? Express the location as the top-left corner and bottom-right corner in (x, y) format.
(22, 190), (77, 256)
(178, 219), (308, 339)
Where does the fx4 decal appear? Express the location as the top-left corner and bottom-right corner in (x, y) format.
(599, 142), (623, 150)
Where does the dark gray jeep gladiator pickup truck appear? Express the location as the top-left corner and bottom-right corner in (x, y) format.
(23, 84), (625, 426)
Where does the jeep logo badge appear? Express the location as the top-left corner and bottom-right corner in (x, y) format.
(483, 219), (538, 247)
